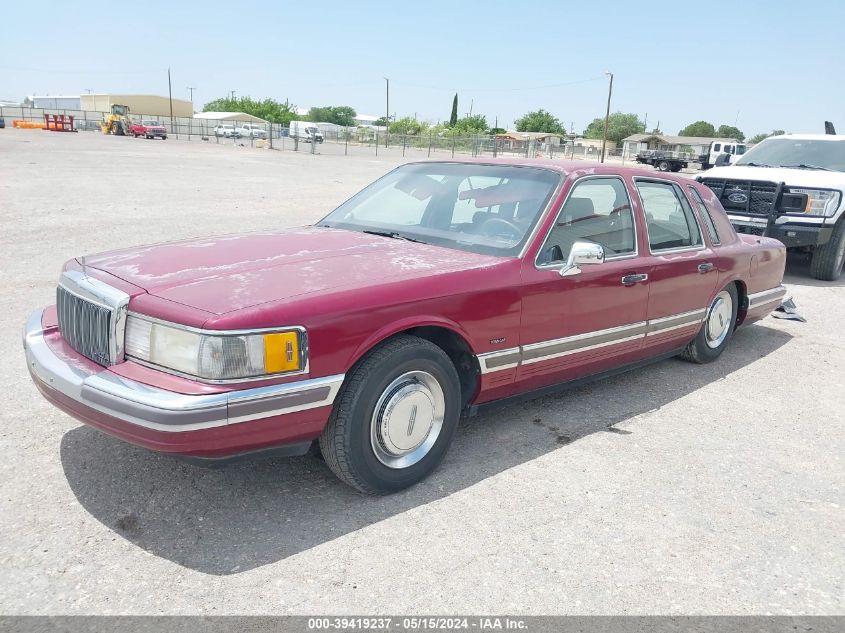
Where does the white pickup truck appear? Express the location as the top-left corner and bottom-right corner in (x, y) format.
(236, 123), (268, 139)
(698, 133), (845, 280)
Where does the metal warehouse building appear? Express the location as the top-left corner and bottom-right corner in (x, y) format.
(80, 94), (193, 118)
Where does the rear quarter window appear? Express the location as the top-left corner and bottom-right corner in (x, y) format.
(688, 186), (721, 245)
(692, 183), (737, 244)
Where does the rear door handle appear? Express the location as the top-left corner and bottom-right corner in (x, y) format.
(698, 262), (715, 273)
(621, 273), (648, 285)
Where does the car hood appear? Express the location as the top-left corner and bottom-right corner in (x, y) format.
(80, 227), (502, 315)
(703, 165), (845, 188)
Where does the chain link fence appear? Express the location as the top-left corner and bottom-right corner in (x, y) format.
(1, 105), (648, 165)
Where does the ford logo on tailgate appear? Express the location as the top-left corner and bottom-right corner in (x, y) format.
(727, 192), (748, 204)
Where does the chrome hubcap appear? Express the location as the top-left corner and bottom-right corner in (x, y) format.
(370, 371), (445, 469)
(705, 291), (733, 349)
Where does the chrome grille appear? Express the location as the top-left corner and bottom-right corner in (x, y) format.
(56, 285), (113, 366)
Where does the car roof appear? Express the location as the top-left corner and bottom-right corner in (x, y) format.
(403, 157), (691, 181)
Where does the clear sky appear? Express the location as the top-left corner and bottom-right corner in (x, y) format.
(2, 0), (842, 137)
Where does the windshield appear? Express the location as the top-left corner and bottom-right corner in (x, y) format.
(736, 138), (845, 171)
(319, 163), (561, 256)
(142, 120), (159, 126)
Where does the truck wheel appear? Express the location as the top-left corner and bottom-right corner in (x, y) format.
(319, 335), (461, 494)
(658, 160), (670, 171)
(811, 218), (845, 281)
(680, 284), (738, 364)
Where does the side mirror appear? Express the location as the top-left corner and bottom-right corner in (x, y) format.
(560, 241), (605, 277)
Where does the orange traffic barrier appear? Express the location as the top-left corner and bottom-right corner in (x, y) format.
(13, 120), (47, 129)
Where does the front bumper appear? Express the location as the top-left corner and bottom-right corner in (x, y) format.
(23, 309), (343, 459)
(728, 215), (834, 248)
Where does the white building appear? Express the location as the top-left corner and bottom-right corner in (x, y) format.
(24, 95), (81, 110)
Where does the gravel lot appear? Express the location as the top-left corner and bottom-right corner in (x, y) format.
(0, 131), (842, 615)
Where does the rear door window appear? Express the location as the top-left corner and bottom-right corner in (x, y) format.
(636, 180), (703, 251)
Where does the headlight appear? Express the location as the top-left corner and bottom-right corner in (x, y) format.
(125, 316), (306, 381)
(788, 188), (842, 217)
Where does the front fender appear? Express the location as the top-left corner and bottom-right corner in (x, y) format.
(345, 315), (479, 370)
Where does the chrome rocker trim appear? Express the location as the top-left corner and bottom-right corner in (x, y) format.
(23, 310), (344, 433)
(474, 292), (790, 374)
(748, 285), (787, 309)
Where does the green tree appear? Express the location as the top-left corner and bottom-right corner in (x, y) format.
(583, 112), (645, 144)
(449, 93), (458, 127)
(717, 125), (745, 141)
(308, 105), (357, 126)
(514, 109), (565, 134)
(678, 120), (717, 137)
(373, 116), (388, 127)
(448, 115), (488, 135)
(389, 117), (424, 135)
(749, 129), (785, 144)
(489, 127), (507, 135)
(202, 96), (298, 125)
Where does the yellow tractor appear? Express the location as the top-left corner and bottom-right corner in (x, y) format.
(100, 104), (131, 135)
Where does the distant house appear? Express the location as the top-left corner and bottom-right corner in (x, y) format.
(622, 133), (739, 157)
(496, 131), (566, 150)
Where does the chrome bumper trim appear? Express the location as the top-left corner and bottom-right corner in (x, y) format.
(23, 310), (343, 433)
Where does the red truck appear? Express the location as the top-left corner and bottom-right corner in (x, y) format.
(129, 120), (167, 139)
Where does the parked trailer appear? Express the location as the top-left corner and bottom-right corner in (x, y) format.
(635, 151), (687, 172)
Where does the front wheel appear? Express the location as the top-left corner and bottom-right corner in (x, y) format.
(658, 160), (670, 171)
(810, 218), (845, 281)
(319, 335), (461, 494)
(680, 284), (739, 364)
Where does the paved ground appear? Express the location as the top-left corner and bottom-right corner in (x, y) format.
(0, 130), (842, 615)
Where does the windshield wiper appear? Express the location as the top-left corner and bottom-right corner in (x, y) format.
(781, 163), (832, 171)
(740, 162), (773, 167)
(362, 229), (426, 244)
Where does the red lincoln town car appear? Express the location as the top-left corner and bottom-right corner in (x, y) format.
(23, 159), (787, 493)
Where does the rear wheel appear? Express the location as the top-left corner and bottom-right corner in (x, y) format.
(658, 160), (670, 171)
(680, 284), (738, 364)
(810, 218), (845, 281)
(319, 335), (461, 494)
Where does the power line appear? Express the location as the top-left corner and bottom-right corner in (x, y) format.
(391, 75), (605, 93)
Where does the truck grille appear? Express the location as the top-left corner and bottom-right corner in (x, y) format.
(700, 178), (779, 216)
(56, 286), (113, 366)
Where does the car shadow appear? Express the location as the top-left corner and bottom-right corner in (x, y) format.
(783, 251), (845, 288)
(61, 323), (792, 575)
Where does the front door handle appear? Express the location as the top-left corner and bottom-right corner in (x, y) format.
(698, 262), (715, 273)
(621, 273), (648, 285)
